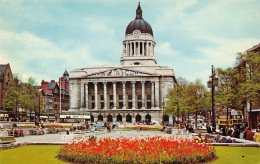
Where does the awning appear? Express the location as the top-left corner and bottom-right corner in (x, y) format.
(0, 114), (8, 117)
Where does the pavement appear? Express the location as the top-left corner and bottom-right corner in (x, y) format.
(14, 129), (192, 145)
(1, 128), (259, 150)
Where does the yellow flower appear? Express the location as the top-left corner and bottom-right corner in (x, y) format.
(147, 133), (149, 136)
(196, 140), (198, 143)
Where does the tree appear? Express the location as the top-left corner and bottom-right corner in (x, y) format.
(186, 80), (209, 129)
(165, 78), (189, 124)
(166, 78), (209, 128)
(22, 77), (43, 124)
(215, 67), (242, 128)
(236, 51), (260, 127)
(2, 74), (23, 120)
(3, 75), (43, 122)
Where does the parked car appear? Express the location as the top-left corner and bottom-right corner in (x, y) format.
(94, 122), (104, 127)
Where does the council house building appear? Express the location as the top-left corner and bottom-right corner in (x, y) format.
(69, 3), (177, 124)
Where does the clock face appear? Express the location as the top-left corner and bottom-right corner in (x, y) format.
(133, 30), (140, 38)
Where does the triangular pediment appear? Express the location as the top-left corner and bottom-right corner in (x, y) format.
(87, 68), (155, 77)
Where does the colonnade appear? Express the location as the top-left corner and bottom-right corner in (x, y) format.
(81, 81), (160, 110)
(124, 41), (155, 56)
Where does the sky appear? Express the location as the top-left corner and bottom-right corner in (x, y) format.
(0, 0), (260, 86)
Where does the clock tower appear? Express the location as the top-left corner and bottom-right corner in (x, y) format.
(120, 3), (157, 66)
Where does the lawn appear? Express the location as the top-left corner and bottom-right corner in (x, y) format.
(0, 145), (259, 164)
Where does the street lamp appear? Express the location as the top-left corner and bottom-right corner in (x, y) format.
(162, 100), (165, 126)
(207, 65), (218, 130)
(176, 91), (180, 124)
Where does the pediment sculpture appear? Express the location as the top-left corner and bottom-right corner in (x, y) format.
(88, 68), (154, 77)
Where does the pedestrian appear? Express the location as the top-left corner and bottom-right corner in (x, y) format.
(246, 128), (254, 141)
(243, 128), (248, 140)
(107, 124), (111, 133)
(222, 126), (226, 136)
(206, 124), (212, 133)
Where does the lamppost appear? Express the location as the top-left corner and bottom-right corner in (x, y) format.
(207, 65), (218, 130)
(162, 100), (165, 126)
(176, 91), (180, 124)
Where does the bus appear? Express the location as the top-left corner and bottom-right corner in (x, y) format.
(218, 110), (243, 128)
(60, 111), (90, 123)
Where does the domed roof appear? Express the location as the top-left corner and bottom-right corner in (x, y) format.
(125, 3), (153, 36)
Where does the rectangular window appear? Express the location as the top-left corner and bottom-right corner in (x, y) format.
(119, 95), (123, 100)
(128, 95), (132, 100)
(138, 102), (142, 109)
(110, 102), (114, 109)
(128, 102), (132, 109)
(110, 95), (113, 100)
(101, 102), (104, 109)
(147, 94), (151, 100)
(92, 103), (95, 109)
(101, 95), (104, 100)
(147, 102), (151, 109)
(119, 102), (123, 109)
(138, 94), (142, 100)
(91, 95), (95, 101)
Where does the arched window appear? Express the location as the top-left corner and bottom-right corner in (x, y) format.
(145, 114), (151, 124)
(126, 114), (132, 123)
(98, 115), (103, 122)
(107, 115), (113, 122)
(136, 114), (141, 123)
(116, 114), (122, 122)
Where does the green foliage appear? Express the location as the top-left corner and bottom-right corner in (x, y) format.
(2, 75), (23, 112)
(215, 51), (260, 116)
(3, 75), (43, 117)
(166, 78), (209, 126)
(215, 67), (242, 110)
(236, 51), (260, 106)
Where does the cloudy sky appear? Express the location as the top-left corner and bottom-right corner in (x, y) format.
(1, 0), (260, 86)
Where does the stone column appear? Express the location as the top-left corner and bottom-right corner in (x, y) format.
(155, 81), (160, 109)
(130, 42), (133, 56)
(94, 82), (98, 110)
(103, 82), (107, 110)
(132, 81), (136, 109)
(113, 82), (117, 109)
(141, 81), (145, 109)
(151, 82), (155, 109)
(122, 81), (126, 109)
(142, 41), (144, 56)
(85, 83), (88, 110)
(80, 83), (85, 109)
(122, 115), (126, 123)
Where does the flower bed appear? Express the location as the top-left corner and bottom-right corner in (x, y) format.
(44, 124), (70, 128)
(58, 135), (215, 163)
(18, 124), (35, 128)
(127, 125), (163, 130)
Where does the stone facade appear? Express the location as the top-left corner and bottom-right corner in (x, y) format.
(69, 3), (177, 124)
(0, 63), (12, 110)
